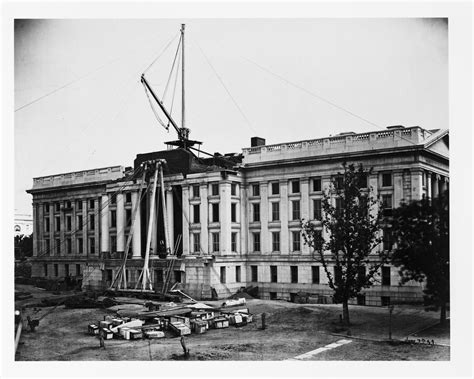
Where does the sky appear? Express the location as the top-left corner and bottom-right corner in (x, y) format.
(14, 18), (448, 215)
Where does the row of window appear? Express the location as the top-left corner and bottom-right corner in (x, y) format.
(44, 199), (96, 214)
(43, 263), (82, 277)
(191, 183), (239, 198)
(43, 237), (96, 255)
(246, 265), (392, 286)
(44, 214), (97, 233)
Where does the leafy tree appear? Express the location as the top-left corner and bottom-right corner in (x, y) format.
(391, 190), (449, 324)
(301, 163), (387, 326)
(14, 234), (33, 260)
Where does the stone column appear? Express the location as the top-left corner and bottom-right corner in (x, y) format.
(151, 189), (158, 255)
(393, 171), (404, 207)
(131, 191), (141, 258)
(82, 199), (87, 256)
(280, 180), (289, 254)
(200, 183), (209, 255)
(301, 178), (310, 254)
(220, 181), (231, 255)
(440, 176), (448, 194)
(33, 203), (39, 256)
(240, 184), (248, 256)
(116, 193), (125, 254)
(59, 200), (65, 254)
(71, 201), (76, 255)
(182, 185), (190, 255)
(432, 174), (440, 199)
(166, 188), (174, 253)
(260, 181), (269, 254)
(410, 169), (423, 201)
(426, 172), (432, 199)
(321, 176), (332, 241)
(101, 194), (110, 254)
(94, 198), (100, 255)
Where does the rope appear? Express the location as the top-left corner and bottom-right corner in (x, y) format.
(162, 36), (182, 102)
(142, 33), (180, 75)
(193, 39), (257, 135)
(142, 82), (169, 131)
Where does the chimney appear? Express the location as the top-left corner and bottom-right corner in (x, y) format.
(251, 137), (266, 147)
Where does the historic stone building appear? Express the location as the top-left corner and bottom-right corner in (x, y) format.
(27, 125), (449, 305)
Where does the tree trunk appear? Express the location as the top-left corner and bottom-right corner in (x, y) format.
(342, 299), (350, 326)
(440, 302), (447, 325)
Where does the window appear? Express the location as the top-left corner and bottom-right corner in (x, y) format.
(66, 215), (72, 231)
(334, 266), (343, 285)
(220, 266), (226, 283)
(357, 266), (366, 286)
(251, 265), (258, 282)
(382, 172), (392, 187)
(270, 292), (277, 300)
(334, 176), (343, 190)
(55, 202), (61, 212)
(313, 199), (322, 220)
(44, 203), (50, 214)
(312, 266), (320, 284)
(382, 194), (393, 217)
(335, 197), (343, 217)
(65, 264), (70, 277)
(76, 264), (81, 276)
(44, 220), (50, 233)
(253, 232), (261, 252)
(357, 294), (366, 306)
(313, 177), (322, 192)
(270, 266), (278, 283)
(55, 216), (60, 232)
(155, 269), (164, 283)
(110, 236), (117, 253)
(231, 203), (237, 222)
(66, 238), (72, 254)
(313, 229), (323, 252)
(110, 194), (116, 204)
(292, 200), (300, 220)
(174, 271), (182, 283)
(77, 238), (83, 254)
(55, 239), (60, 255)
(44, 239), (50, 255)
(44, 264), (48, 277)
(231, 232), (237, 252)
(235, 266), (241, 282)
(271, 182), (279, 195)
(90, 214), (95, 230)
(252, 184), (260, 197)
(126, 192), (132, 203)
(383, 229), (393, 251)
(358, 173), (368, 189)
(381, 296), (391, 306)
(291, 266), (298, 283)
(110, 210), (117, 228)
(211, 203), (219, 222)
(212, 233), (220, 252)
(77, 200), (83, 210)
(211, 183), (219, 196)
(193, 233), (200, 253)
(77, 215), (83, 230)
(252, 203), (260, 222)
(126, 209), (132, 226)
(54, 264), (58, 277)
(231, 183), (237, 196)
(89, 238), (95, 254)
(291, 180), (300, 194)
(193, 204), (200, 224)
(382, 266), (391, 286)
(89, 199), (95, 209)
(292, 231), (301, 251)
(272, 232), (280, 252)
(65, 201), (72, 209)
(192, 185), (200, 198)
(271, 202), (279, 221)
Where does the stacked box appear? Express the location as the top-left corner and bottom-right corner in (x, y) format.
(169, 316), (190, 328)
(213, 317), (229, 329)
(100, 328), (114, 340)
(145, 330), (165, 339)
(112, 318), (124, 327)
(88, 324), (99, 335)
(169, 322), (191, 336)
(192, 320), (207, 334)
(99, 320), (113, 329)
(129, 329), (143, 340)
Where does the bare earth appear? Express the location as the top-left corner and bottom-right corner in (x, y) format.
(15, 285), (449, 361)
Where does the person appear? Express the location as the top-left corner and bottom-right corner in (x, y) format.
(99, 334), (105, 349)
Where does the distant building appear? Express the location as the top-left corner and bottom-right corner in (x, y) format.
(27, 125), (449, 305)
(14, 213), (33, 236)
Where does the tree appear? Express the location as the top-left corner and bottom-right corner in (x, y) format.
(301, 163), (387, 326)
(14, 233), (33, 260)
(390, 190), (449, 324)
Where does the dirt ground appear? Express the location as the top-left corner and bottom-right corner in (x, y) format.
(15, 285), (450, 361)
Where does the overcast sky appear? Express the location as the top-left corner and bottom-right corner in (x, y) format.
(14, 18), (448, 214)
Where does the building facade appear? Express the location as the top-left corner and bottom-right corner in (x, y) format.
(27, 125), (449, 305)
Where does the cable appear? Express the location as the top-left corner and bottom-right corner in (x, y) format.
(142, 33), (180, 75)
(162, 36), (182, 102)
(245, 58), (381, 129)
(193, 38), (257, 135)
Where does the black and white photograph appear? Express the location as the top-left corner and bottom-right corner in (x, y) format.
(2, 1), (472, 378)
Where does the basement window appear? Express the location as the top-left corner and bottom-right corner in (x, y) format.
(235, 266), (241, 282)
(270, 266), (278, 283)
(251, 265), (258, 282)
(312, 266), (320, 284)
(290, 266), (298, 283)
(220, 266), (226, 283)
